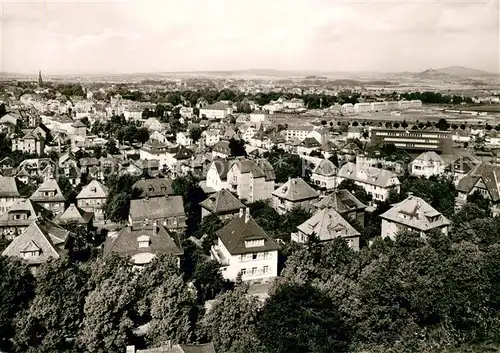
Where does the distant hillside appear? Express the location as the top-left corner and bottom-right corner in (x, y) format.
(435, 66), (496, 77)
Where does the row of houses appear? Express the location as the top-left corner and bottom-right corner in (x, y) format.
(341, 100), (423, 114)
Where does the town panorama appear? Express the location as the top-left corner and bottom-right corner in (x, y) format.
(1, 1), (500, 352)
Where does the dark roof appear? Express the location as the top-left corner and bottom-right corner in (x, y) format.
(199, 189), (245, 214)
(456, 163), (500, 201)
(174, 146), (194, 160)
(133, 178), (174, 198)
(211, 158), (229, 179)
(300, 137), (321, 147)
(103, 225), (183, 260)
(129, 196), (185, 222)
(314, 189), (367, 212)
(216, 213), (280, 255)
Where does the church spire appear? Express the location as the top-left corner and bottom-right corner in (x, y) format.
(38, 70), (43, 87)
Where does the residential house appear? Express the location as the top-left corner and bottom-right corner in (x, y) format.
(132, 178), (174, 199)
(0, 176), (21, 214)
(103, 223), (183, 266)
(2, 218), (71, 271)
(202, 129), (221, 147)
(29, 177), (66, 214)
(200, 189), (245, 220)
(76, 180), (109, 222)
(227, 158), (275, 202)
(12, 128), (45, 155)
(337, 162), (400, 202)
(314, 189), (367, 228)
(272, 177), (319, 214)
(176, 131), (193, 146)
(410, 151), (445, 178)
(311, 159), (338, 190)
(380, 195), (450, 240)
(149, 131), (169, 144)
(143, 117), (164, 132)
(447, 156), (479, 186)
(53, 203), (93, 228)
(283, 126), (314, 141)
(210, 208), (280, 282)
(129, 196), (186, 231)
(212, 140), (231, 159)
(292, 208), (360, 250)
(139, 140), (171, 169)
(71, 119), (87, 137)
(0, 199), (51, 239)
(456, 163), (500, 214)
(296, 137), (321, 155)
(204, 158), (230, 192)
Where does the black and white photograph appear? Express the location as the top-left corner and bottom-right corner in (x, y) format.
(0, 0), (499, 352)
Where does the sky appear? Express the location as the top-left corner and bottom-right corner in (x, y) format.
(1, 0), (499, 74)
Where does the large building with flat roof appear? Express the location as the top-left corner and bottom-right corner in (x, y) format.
(370, 128), (452, 154)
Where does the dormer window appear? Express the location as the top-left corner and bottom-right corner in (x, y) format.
(137, 235), (150, 248)
(245, 239), (264, 248)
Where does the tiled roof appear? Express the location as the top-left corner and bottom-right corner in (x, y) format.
(272, 177), (318, 202)
(337, 162), (400, 188)
(0, 176), (20, 197)
(129, 196), (185, 222)
(412, 151), (444, 165)
(0, 199), (51, 227)
(232, 158), (275, 181)
(29, 177), (66, 202)
(314, 189), (366, 213)
(312, 159), (337, 176)
(133, 178), (174, 198)
(200, 189), (245, 214)
(103, 224), (183, 260)
(53, 203), (93, 224)
(297, 208), (360, 241)
(300, 137), (320, 147)
(2, 218), (70, 264)
(456, 163), (500, 202)
(211, 159), (229, 179)
(216, 213), (280, 255)
(380, 195), (450, 232)
(77, 180), (108, 199)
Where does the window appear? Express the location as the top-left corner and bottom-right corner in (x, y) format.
(240, 268), (247, 276)
(251, 267), (257, 275)
(245, 239), (265, 248)
(263, 265), (269, 274)
(252, 253), (257, 260)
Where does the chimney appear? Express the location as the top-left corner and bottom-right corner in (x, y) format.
(245, 207), (250, 223)
(126, 346), (135, 353)
(239, 208), (244, 218)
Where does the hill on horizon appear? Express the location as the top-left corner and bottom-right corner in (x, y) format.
(434, 66), (497, 77)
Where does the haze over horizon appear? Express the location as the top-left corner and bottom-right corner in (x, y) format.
(1, 0), (499, 75)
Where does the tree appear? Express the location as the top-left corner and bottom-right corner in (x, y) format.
(352, 121), (359, 127)
(173, 174), (207, 235)
(320, 120), (327, 126)
(78, 257), (137, 353)
(189, 127), (203, 143)
(229, 138), (247, 157)
(257, 282), (348, 353)
(194, 213), (223, 253)
(104, 174), (140, 222)
(401, 120), (408, 128)
(147, 274), (198, 346)
(0, 103), (6, 117)
(136, 127), (150, 144)
(191, 258), (226, 302)
(264, 147), (303, 183)
(400, 176), (456, 217)
(393, 122), (400, 128)
(105, 137), (119, 155)
(14, 257), (89, 352)
(0, 257), (35, 351)
(486, 124), (493, 131)
(466, 190), (491, 214)
(436, 118), (450, 131)
(338, 179), (372, 205)
(203, 287), (262, 353)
